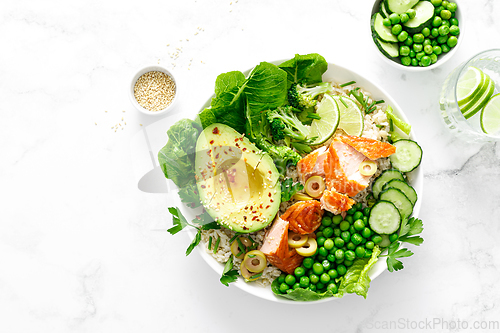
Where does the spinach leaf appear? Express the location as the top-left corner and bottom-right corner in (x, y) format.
(278, 53), (328, 87)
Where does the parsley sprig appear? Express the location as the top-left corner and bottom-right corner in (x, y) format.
(167, 207), (220, 256)
(220, 256), (239, 286)
(281, 178), (304, 201)
(381, 217), (424, 272)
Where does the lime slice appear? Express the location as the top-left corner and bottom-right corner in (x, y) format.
(481, 93), (500, 134)
(309, 94), (340, 144)
(332, 95), (364, 136)
(461, 77), (495, 119)
(456, 66), (485, 106)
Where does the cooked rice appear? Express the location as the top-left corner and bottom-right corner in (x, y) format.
(201, 79), (392, 287)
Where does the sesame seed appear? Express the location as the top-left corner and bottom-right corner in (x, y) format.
(133, 71), (176, 112)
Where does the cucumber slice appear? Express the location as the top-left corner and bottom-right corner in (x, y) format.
(371, 13), (398, 43)
(379, 1), (390, 18)
(389, 139), (422, 172)
(383, 179), (418, 206)
(379, 188), (414, 219)
(379, 234), (392, 248)
(403, 0), (434, 34)
(384, 0), (419, 14)
(368, 201), (401, 235)
(372, 169), (405, 199)
(373, 37), (399, 58)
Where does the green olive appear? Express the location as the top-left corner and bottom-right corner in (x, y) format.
(288, 231), (308, 248)
(295, 237), (317, 257)
(305, 176), (325, 198)
(230, 237), (252, 260)
(243, 250), (267, 273)
(240, 261), (260, 282)
(359, 160), (377, 176)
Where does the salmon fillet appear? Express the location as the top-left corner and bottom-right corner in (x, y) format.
(337, 135), (396, 160)
(320, 189), (355, 214)
(296, 146), (328, 184)
(280, 200), (324, 235)
(260, 217), (303, 274)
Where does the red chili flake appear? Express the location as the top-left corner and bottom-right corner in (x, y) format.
(252, 211), (256, 214)
(259, 204), (263, 209)
(270, 199), (274, 203)
(243, 226), (249, 230)
(215, 153), (220, 159)
(268, 192), (272, 197)
(244, 216), (247, 221)
(268, 171), (272, 174)
(201, 185), (206, 189)
(242, 148), (247, 151)
(213, 127), (219, 134)
(252, 216), (258, 221)
(250, 206), (253, 210)
(209, 140), (214, 144)
(265, 205), (270, 209)
(240, 137), (244, 141)
(235, 138), (239, 142)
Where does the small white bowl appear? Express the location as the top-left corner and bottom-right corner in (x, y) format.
(371, 0), (464, 71)
(129, 65), (178, 116)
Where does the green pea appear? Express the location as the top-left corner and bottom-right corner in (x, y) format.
(437, 35), (448, 44)
(363, 216), (368, 223)
(344, 260), (354, 267)
(397, 31), (408, 43)
(355, 246), (366, 258)
(324, 227), (335, 238)
(400, 13), (409, 24)
(303, 257), (314, 269)
(345, 249), (356, 261)
(320, 272), (330, 284)
(316, 255), (326, 262)
(353, 211), (363, 221)
(291, 282), (300, 290)
(317, 236), (326, 247)
(328, 269), (338, 279)
(335, 258), (344, 265)
(332, 215), (343, 225)
(321, 260), (331, 271)
(405, 36), (414, 47)
(351, 233), (363, 245)
(365, 249), (373, 257)
(430, 53), (438, 64)
(363, 207), (371, 216)
(310, 273), (319, 284)
(316, 282), (325, 290)
(353, 219), (365, 231)
(432, 16), (442, 27)
(312, 262), (324, 275)
(346, 241), (356, 250)
(372, 235), (383, 244)
(308, 284), (316, 292)
(383, 17), (391, 27)
(422, 38), (431, 47)
(318, 246), (328, 257)
(354, 202), (363, 211)
(362, 227), (372, 239)
(442, 0), (449, 7)
(441, 44), (450, 53)
(421, 27), (430, 38)
(361, 237), (367, 244)
(439, 25), (449, 36)
(435, 5), (444, 15)
(334, 237), (345, 248)
(327, 283), (338, 294)
(321, 216), (332, 227)
(431, 39), (438, 46)
(407, 8), (416, 19)
(449, 25), (460, 36)
(409, 50), (416, 58)
(299, 276), (310, 288)
(337, 264), (347, 276)
(324, 238), (334, 251)
(349, 226), (356, 235)
(389, 233), (399, 243)
(413, 33), (424, 43)
(327, 253), (336, 262)
(365, 241), (375, 250)
(421, 56), (431, 67)
(346, 208), (355, 215)
(413, 43), (423, 53)
(440, 9), (451, 20)
(278, 274), (286, 284)
(335, 249), (345, 260)
(424, 44), (433, 55)
(431, 27), (439, 37)
(294, 266), (305, 277)
(340, 221), (350, 232)
(450, 18), (458, 26)
(316, 231), (324, 238)
(447, 2), (457, 12)
(345, 215), (354, 223)
(389, 13), (400, 24)
(285, 274), (296, 286)
(447, 36), (458, 48)
(341, 231), (351, 243)
(411, 58), (418, 66)
(431, 0), (442, 5)
(279, 282), (289, 293)
(333, 228), (341, 237)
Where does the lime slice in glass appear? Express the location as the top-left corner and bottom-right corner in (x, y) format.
(461, 77), (495, 119)
(480, 93), (500, 134)
(456, 66), (485, 107)
(332, 95), (364, 136)
(309, 94), (340, 145)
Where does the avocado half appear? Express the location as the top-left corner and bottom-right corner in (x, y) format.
(195, 123), (281, 233)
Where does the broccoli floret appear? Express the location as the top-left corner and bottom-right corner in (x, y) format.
(267, 105), (312, 143)
(287, 82), (334, 110)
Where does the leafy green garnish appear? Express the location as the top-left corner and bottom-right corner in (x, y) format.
(349, 88), (383, 115)
(384, 242), (414, 272)
(220, 256), (239, 286)
(280, 178), (304, 201)
(278, 53), (328, 87)
(177, 182), (201, 208)
(271, 278), (334, 301)
(386, 105), (411, 135)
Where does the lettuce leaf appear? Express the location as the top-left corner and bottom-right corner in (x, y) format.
(336, 246), (382, 299)
(278, 53), (328, 87)
(271, 278), (334, 301)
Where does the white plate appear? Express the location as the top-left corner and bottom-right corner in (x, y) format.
(185, 61), (423, 303)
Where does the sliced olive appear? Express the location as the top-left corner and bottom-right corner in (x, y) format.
(230, 237), (252, 260)
(292, 193), (314, 201)
(359, 160), (378, 176)
(305, 176), (325, 198)
(243, 250), (267, 273)
(240, 261), (261, 282)
(295, 237), (318, 257)
(288, 231), (308, 248)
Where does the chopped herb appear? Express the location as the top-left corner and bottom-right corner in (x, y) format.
(229, 233), (242, 244)
(252, 272), (263, 279)
(248, 254), (256, 258)
(340, 80), (356, 87)
(208, 236), (213, 250)
(236, 237), (246, 254)
(339, 96), (349, 108)
(213, 236), (221, 254)
(307, 112), (321, 120)
(281, 178), (304, 202)
(220, 256), (239, 286)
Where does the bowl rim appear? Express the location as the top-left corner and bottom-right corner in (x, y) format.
(185, 59), (424, 304)
(370, 0), (464, 71)
(129, 65), (178, 116)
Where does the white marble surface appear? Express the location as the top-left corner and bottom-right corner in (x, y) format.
(2, 0), (500, 332)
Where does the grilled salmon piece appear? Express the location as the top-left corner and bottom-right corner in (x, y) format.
(320, 189), (355, 214)
(296, 146), (328, 184)
(337, 135), (396, 160)
(260, 217), (304, 274)
(280, 200), (324, 235)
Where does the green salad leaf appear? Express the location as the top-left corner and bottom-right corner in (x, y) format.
(178, 182), (201, 208)
(278, 53), (328, 87)
(220, 256), (239, 286)
(271, 278), (335, 301)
